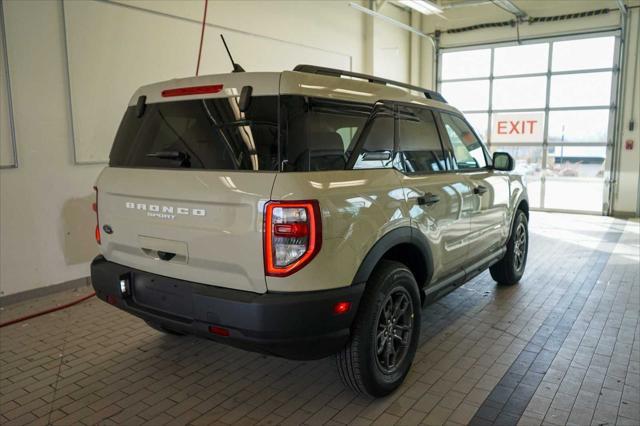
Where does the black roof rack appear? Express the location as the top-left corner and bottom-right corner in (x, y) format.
(293, 64), (447, 103)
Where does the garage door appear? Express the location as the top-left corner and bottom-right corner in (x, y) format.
(438, 33), (620, 214)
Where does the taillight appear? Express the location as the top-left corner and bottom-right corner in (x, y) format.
(93, 186), (100, 245)
(161, 84), (224, 97)
(264, 201), (322, 277)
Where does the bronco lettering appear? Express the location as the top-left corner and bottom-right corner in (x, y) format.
(125, 202), (206, 219)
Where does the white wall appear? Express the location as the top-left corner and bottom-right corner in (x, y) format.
(0, 0), (413, 297)
(0, 0), (103, 298)
(421, 0), (640, 217)
(372, 3), (411, 83)
(64, 1), (353, 163)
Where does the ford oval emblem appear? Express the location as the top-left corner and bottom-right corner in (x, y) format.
(103, 224), (113, 234)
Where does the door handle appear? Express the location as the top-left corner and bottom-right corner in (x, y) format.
(417, 193), (440, 206)
(474, 185), (488, 195)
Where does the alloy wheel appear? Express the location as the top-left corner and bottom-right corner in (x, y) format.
(374, 287), (414, 374)
(513, 222), (527, 272)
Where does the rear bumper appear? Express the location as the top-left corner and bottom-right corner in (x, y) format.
(90, 256), (364, 360)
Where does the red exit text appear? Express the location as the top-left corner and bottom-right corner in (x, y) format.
(496, 120), (539, 135)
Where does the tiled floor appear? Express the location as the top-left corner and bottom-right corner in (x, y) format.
(0, 212), (638, 426)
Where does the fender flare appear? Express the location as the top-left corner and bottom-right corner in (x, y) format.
(512, 195), (529, 225)
(506, 195), (530, 241)
(351, 226), (434, 287)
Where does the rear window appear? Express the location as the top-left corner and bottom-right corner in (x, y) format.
(109, 96), (279, 171)
(109, 94), (383, 172)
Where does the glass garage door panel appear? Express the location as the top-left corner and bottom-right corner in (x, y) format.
(492, 76), (547, 110)
(493, 146), (543, 208)
(552, 37), (615, 72)
(544, 146), (606, 212)
(493, 43), (549, 76)
(547, 110), (610, 143)
(441, 80), (490, 111)
(441, 49), (491, 79)
(549, 72), (613, 107)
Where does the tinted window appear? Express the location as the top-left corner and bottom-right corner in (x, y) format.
(352, 106), (396, 170)
(397, 106), (446, 173)
(110, 97), (279, 170)
(280, 96), (372, 171)
(441, 113), (488, 169)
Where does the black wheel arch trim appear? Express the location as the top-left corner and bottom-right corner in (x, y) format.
(509, 196), (530, 238)
(351, 226), (434, 288)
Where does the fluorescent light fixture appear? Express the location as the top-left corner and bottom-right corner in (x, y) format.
(349, 2), (434, 40)
(398, 0), (442, 15)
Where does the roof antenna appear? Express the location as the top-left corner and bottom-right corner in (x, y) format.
(220, 34), (245, 73)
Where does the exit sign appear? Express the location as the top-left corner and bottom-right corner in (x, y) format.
(491, 112), (545, 143)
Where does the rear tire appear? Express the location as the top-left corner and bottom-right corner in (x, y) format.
(336, 260), (421, 397)
(490, 210), (528, 286)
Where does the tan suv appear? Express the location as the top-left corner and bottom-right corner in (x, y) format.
(90, 65), (529, 397)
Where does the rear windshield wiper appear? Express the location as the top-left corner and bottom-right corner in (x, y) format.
(212, 119), (277, 128)
(146, 151), (190, 161)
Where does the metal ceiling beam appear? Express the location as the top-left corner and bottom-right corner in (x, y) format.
(615, 0), (627, 15)
(491, 0), (528, 19)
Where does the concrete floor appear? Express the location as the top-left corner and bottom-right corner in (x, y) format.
(0, 212), (638, 426)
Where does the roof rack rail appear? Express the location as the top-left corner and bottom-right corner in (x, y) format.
(293, 64), (447, 103)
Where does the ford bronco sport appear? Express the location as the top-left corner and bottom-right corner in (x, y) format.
(91, 65), (529, 397)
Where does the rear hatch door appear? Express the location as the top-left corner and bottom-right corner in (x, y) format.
(97, 82), (280, 294)
(97, 168), (274, 293)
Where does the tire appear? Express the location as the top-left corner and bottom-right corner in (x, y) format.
(145, 320), (186, 336)
(490, 210), (528, 286)
(336, 260), (421, 397)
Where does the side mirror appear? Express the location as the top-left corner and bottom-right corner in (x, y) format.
(493, 152), (514, 171)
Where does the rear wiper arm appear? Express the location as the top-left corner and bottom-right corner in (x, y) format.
(146, 151), (190, 161)
(212, 120), (277, 128)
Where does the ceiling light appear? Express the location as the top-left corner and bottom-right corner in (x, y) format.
(398, 0), (443, 15)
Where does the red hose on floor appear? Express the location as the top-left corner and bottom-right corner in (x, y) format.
(0, 292), (96, 328)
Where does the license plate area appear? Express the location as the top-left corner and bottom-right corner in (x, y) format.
(132, 273), (194, 320)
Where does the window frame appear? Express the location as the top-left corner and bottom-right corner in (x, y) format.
(393, 102), (453, 176)
(279, 95), (375, 172)
(436, 111), (493, 173)
(345, 102), (397, 171)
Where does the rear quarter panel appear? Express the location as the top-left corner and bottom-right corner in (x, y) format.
(267, 169), (410, 292)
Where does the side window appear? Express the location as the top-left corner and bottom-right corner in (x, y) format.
(336, 127), (358, 151)
(441, 113), (488, 169)
(280, 96), (373, 172)
(397, 106), (446, 173)
(352, 107), (396, 170)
